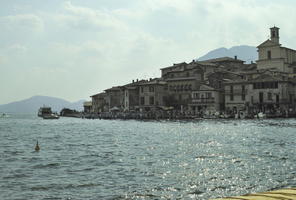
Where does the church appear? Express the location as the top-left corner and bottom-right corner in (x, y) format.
(257, 27), (296, 74)
(224, 26), (296, 117)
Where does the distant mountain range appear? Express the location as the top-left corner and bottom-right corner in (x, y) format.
(197, 45), (257, 63)
(0, 96), (86, 114)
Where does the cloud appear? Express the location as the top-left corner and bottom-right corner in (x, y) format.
(0, 14), (44, 32)
(57, 1), (127, 31)
(8, 44), (28, 53)
(1, 0), (296, 104)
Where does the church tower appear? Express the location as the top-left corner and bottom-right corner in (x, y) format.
(270, 26), (280, 44)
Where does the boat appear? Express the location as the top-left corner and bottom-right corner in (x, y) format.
(0, 113), (9, 118)
(38, 106), (59, 119)
(42, 113), (59, 119)
(254, 112), (266, 119)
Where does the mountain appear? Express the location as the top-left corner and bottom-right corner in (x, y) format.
(0, 96), (86, 114)
(197, 45), (257, 63)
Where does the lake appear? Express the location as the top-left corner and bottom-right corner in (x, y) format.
(0, 114), (296, 199)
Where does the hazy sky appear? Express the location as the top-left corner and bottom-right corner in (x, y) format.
(1, 0), (296, 104)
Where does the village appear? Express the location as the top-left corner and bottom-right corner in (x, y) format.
(83, 27), (296, 120)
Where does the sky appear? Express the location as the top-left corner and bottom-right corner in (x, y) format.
(1, 0), (296, 104)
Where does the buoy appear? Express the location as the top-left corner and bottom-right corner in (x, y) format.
(35, 140), (40, 151)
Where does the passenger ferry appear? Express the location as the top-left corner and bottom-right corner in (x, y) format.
(38, 106), (59, 119)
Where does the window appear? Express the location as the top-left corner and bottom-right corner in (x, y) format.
(140, 87), (144, 93)
(149, 86), (154, 92)
(241, 85), (245, 100)
(206, 92), (212, 98)
(242, 94), (245, 101)
(230, 85), (233, 92)
(218, 81), (222, 89)
(149, 96), (154, 105)
(230, 85), (234, 101)
(140, 97), (145, 105)
(253, 82), (278, 89)
(268, 92), (272, 100)
(188, 84), (192, 91)
(267, 50), (271, 59)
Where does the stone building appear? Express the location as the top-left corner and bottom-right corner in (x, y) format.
(160, 61), (211, 110)
(257, 26), (296, 73)
(223, 26), (296, 115)
(104, 86), (124, 111)
(90, 92), (107, 113)
(137, 79), (167, 111)
(224, 72), (296, 114)
(122, 80), (146, 111)
(189, 84), (224, 113)
(83, 101), (92, 113)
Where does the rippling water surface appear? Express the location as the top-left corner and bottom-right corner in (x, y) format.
(1, 114), (296, 199)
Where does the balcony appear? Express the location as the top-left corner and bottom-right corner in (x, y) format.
(192, 97), (215, 104)
(225, 89), (248, 95)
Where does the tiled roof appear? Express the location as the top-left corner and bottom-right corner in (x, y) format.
(198, 56), (244, 63)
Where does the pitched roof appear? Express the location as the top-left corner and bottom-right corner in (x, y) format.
(137, 78), (167, 85)
(198, 56), (244, 63)
(198, 84), (215, 91)
(257, 39), (281, 48)
(90, 92), (106, 97)
(160, 62), (187, 70)
(104, 86), (122, 92)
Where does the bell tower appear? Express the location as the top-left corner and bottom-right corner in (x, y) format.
(270, 26), (280, 44)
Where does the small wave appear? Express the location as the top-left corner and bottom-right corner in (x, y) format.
(210, 185), (227, 191)
(31, 186), (51, 191)
(3, 173), (30, 179)
(32, 162), (60, 169)
(67, 167), (94, 173)
(188, 190), (204, 195)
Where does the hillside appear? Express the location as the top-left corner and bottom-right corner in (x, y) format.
(0, 96), (85, 113)
(198, 45), (257, 63)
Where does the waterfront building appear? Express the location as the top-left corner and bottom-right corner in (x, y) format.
(87, 26), (296, 118)
(257, 26), (296, 73)
(224, 71), (296, 115)
(90, 92), (107, 113)
(190, 84), (224, 114)
(83, 101), (92, 113)
(104, 86), (124, 111)
(137, 78), (168, 111)
(161, 61), (208, 110)
(223, 26), (296, 115)
(122, 79), (146, 111)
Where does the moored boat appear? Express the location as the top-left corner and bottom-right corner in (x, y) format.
(42, 113), (59, 119)
(38, 106), (59, 119)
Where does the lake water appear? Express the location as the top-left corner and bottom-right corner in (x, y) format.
(0, 114), (296, 200)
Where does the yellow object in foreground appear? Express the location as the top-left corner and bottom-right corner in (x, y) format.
(212, 188), (296, 200)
